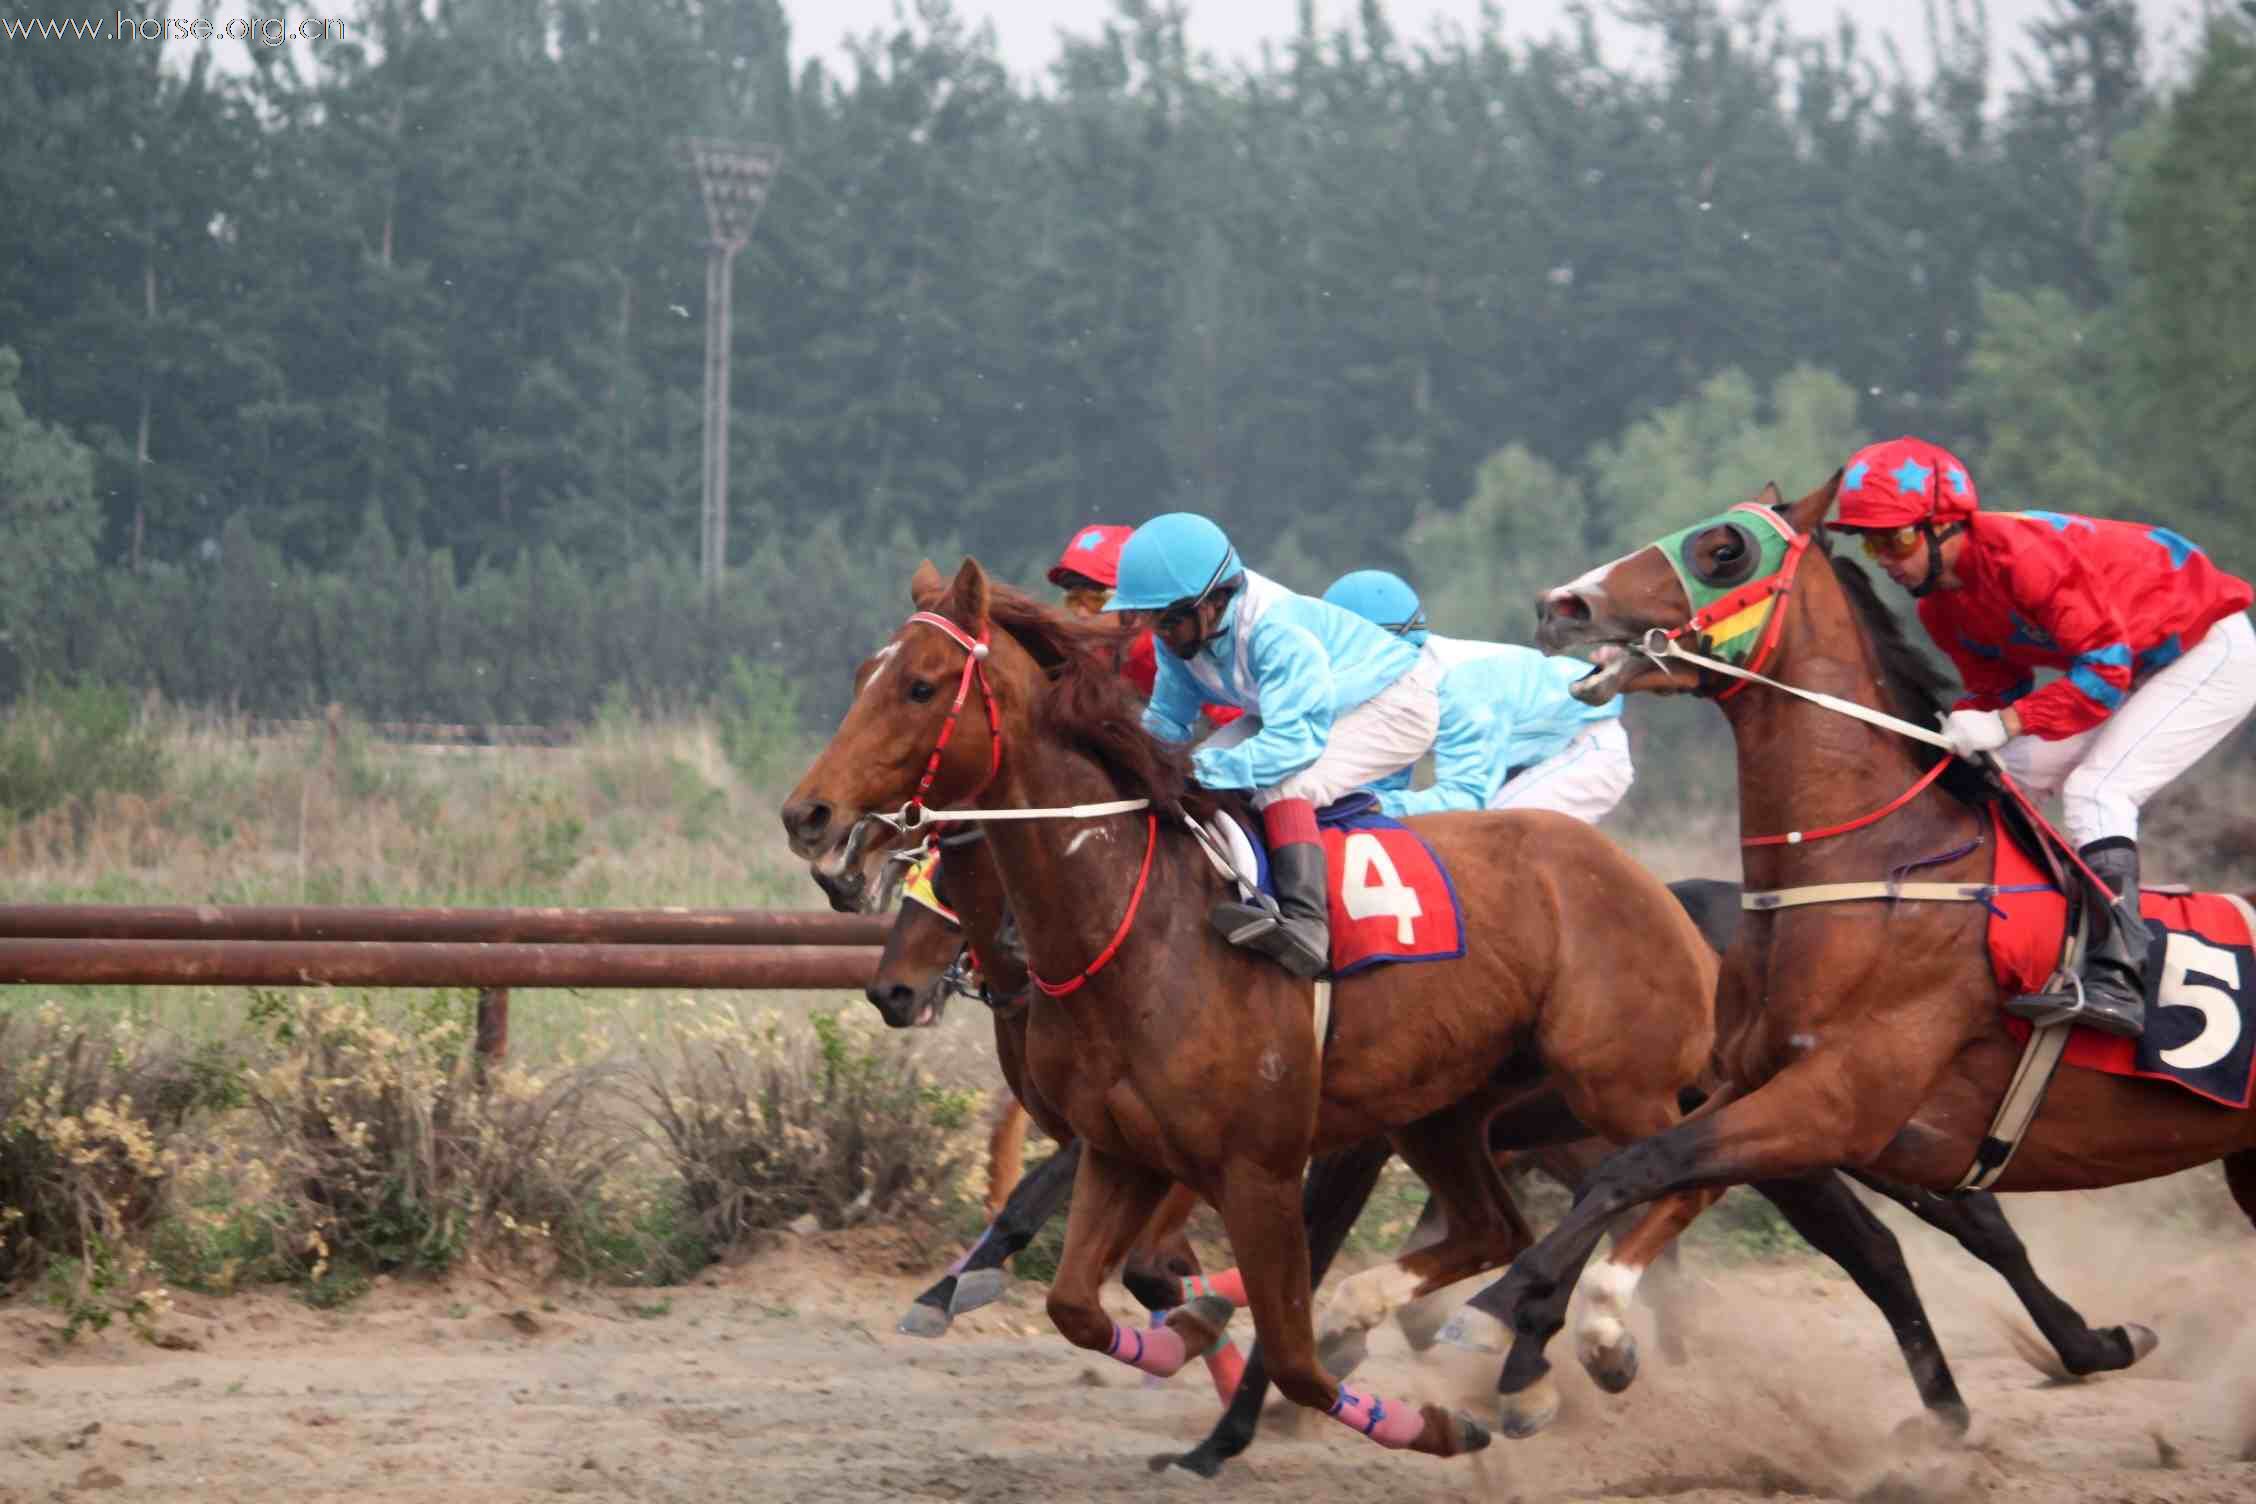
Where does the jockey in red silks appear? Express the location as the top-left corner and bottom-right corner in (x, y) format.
(1829, 436), (2256, 1038)
(1047, 524), (1241, 728)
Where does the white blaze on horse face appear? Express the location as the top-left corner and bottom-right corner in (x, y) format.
(855, 641), (903, 701)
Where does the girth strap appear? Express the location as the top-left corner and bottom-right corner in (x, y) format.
(1740, 882), (1998, 911)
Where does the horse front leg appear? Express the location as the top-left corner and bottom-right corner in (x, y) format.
(1047, 1147), (1229, 1381)
(1154, 1138), (1396, 1480)
(900, 1138), (1082, 1336)
(1473, 1059), (1923, 1432)
(1215, 1158), (1490, 1458)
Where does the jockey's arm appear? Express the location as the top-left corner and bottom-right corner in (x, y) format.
(1990, 538), (2134, 740)
(1379, 671), (1498, 818)
(1140, 657), (1205, 745)
(1190, 622), (1334, 792)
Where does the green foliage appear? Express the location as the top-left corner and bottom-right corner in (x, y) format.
(714, 655), (804, 789)
(0, 348), (101, 697)
(0, 678), (168, 831)
(2121, 19), (2256, 542)
(1957, 285), (2137, 515)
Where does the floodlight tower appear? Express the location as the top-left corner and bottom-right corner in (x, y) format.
(685, 139), (782, 596)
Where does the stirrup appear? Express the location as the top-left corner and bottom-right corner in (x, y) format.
(2003, 971), (2144, 1038)
(1213, 894), (1282, 946)
(2002, 972), (2088, 1030)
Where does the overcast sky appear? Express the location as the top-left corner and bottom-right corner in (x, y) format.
(796, 0), (2209, 87)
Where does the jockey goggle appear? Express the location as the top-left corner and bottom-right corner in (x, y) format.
(1857, 525), (1926, 563)
(1060, 586), (1111, 617)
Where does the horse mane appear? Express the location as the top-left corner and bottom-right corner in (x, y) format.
(979, 580), (1205, 814)
(1822, 543), (1996, 804)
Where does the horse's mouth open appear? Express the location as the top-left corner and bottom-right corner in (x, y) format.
(1571, 643), (1639, 704)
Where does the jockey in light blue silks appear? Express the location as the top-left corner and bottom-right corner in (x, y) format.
(1322, 570), (1634, 824)
(1107, 515), (1442, 977)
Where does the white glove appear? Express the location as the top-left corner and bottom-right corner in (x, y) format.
(1941, 708), (2010, 759)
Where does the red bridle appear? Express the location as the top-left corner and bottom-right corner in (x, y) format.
(891, 609), (1155, 998)
(901, 611), (1003, 824)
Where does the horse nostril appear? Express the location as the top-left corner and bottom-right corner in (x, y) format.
(781, 799), (833, 844)
(865, 982), (916, 1021)
(1539, 589), (1591, 625)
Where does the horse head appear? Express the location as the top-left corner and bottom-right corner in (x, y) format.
(1536, 476), (1839, 702)
(780, 557), (1020, 907)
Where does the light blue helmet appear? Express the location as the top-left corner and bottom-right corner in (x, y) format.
(1323, 569), (1429, 646)
(1105, 513), (1244, 613)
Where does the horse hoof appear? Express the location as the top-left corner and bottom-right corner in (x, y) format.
(1395, 1295), (1454, 1353)
(948, 1268), (1007, 1316)
(2122, 1323), (2159, 1364)
(1581, 1332), (1638, 1395)
(1449, 1410), (1493, 1455)
(1893, 1405), (1971, 1449)
(1495, 1377), (1560, 1440)
(897, 1301), (953, 1338)
(1150, 1447), (1224, 1480)
(1436, 1309), (1505, 1355)
(1318, 1328), (1370, 1380)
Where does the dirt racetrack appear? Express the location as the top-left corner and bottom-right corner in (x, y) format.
(3, 1202), (2252, 1504)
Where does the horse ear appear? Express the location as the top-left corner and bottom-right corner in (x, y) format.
(942, 557), (990, 626)
(1755, 482), (1784, 509)
(1785, 470), (1841, 535)
(910, 559), (945, 609)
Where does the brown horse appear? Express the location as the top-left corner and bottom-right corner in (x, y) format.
(783, 558), (1722, 1457)
(879, 817), (2157, 1469)
(1488, 472), (2248, 1420)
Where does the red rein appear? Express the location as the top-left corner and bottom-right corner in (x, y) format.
(899, 611), (1151, 997)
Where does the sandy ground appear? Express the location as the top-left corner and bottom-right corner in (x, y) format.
(3, 1201), (2254, 1504)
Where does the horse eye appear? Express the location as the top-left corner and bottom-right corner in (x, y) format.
(908, 679), (937, 704)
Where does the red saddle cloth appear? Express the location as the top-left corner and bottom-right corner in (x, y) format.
(1988, 815), (2256, 1108)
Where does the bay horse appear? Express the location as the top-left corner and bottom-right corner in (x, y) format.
(783, 558), (1728, 1458)
(1485, 472), (2235, 1425)
(873, 821), (2156, 1473)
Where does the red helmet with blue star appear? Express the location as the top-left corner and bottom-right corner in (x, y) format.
(1833, 437), (1980, 530)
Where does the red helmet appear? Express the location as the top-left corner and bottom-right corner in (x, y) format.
(1833, 437), (1980, 530)
(1046, 524), (1135, 589)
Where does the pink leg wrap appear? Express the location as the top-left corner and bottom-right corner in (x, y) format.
(1327, 1386), (1427, 1449)
(1181, 1268), (1247, 1306)
(1105, 1320), (1192, 1379)
(1202, 1337), (1247, 1403)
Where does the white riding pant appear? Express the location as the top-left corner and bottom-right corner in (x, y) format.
(1488, 718), (1635, 825)
(1998, 611), (2256, 847)
(1203, 652), (1443, 811)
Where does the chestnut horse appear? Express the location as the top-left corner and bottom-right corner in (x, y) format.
(784, 558), (1724, 1458)
(1488, 473), (2247, 1421)
(876, 821), (2155, 1471)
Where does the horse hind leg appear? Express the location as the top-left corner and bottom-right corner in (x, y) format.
(1315, 1097), (1535, 1375)
(985, 1098), (1031, 1218)
(1846, 1170), (2157, 1380)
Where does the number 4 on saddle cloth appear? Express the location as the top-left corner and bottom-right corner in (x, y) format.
(1212, 791), (1466, 978)
(1989, 823), (2256, 1108)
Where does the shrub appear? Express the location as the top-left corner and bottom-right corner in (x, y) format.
(235, 989), (632, 1289)
(0, 678), (167, 833)
(0, 1007), (223, 1330)
(630, 1005), (980, 1253)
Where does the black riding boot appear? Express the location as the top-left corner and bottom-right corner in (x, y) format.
(1210, 840), (1330, 979)
(2007, 838), (2148, 1038)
